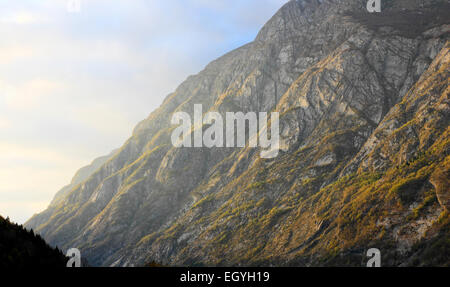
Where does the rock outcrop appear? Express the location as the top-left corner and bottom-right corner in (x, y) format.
(26, 0), (450, 266)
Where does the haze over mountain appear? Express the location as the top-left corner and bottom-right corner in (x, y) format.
(26, 0), (450, 266)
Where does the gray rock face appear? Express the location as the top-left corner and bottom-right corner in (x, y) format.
(26, 0), (450, 266)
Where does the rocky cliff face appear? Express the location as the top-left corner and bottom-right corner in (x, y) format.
(26, 0), (450, 266)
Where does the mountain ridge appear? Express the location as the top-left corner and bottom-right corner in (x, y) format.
(26, 0), (450, 266)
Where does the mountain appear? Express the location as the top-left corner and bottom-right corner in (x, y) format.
(25, 149), (117, 232)
(0, 215), (67, 267)
(25, 0), (450, 267)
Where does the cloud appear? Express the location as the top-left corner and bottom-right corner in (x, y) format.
(0, 45), (35, 65)
(0, 201), (49, 225)
(0, 141), (89, 224)
(2, 79), (65, 110)
(71, 103), (134, 136)
(0, 117), (10, 130)
(0, 11), (46, 25)
(0, 141), (85, 167)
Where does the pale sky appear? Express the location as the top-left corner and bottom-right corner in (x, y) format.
(0, 0), (287, 224)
